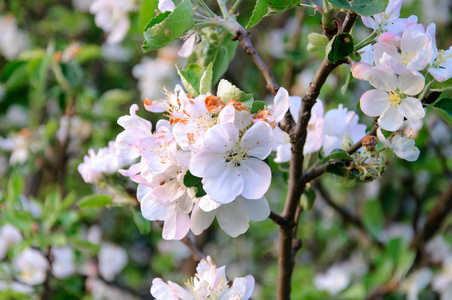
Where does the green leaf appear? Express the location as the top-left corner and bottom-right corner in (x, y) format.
(187, 29), (237, 84)
(247, 0), (299, 28)
(386, 238), (405, 263)
(183, 170), (206, 198)
(217, 79), (254, 109)
(362, 199), (384, 238)
(2, 212), (32, 234)
(307, 33), (329, 52)
(326, 33), (354, 63)
(130, 207), (151, 235)
(325, 161), (349, 177)
(251, 100), (267, 114)
(78, 195), (112, 209)
(320, 149), (353, 164)
(300, 187), (316, 210)
(177, 63), (204, 96)
(76, 45), (102, 64)
(431, 77), (452, 92)
(142, 0), (194, 52)
(43, 193), (61, 232)
(199, 62), (213, 95)
(139, 0), (158, 31)
(2, 62), (28, 91)
(71, 238), (100, 254)
(328, 0), (389, 16)
(432, 98), (452, 127)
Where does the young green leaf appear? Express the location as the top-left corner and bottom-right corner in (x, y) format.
(142, 0), (194, 52)
(177, 64), (204, 96)
(199, 62), (213, 95)
(328, 0), (389, 16)
(183, 170), (206, 198)
(251, 100), (267, 114)
(326, 33), (354, 63)
(78, 195), (112, 209)
(130, 207), (151, 235)
(247, 0), (300, 28)
(362, 199), (384, 238)
(217, 79), (254, 109)
(300, 187), (316, 210)
(320, 149), (353, 164)
(432, 98), (452, 127)
(307, 33), (329, 52)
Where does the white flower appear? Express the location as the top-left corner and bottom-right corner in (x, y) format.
(51, 247), (76, 279)
(314, 264), (350, 295)
(178, 33), (197, 57)
(189, 121), (272, 204)
(401, 268), (433, 300)
(272, 126), (291, 163)
(78, 141), (131, 183)
(13, 248), (49, 286)
(98, 243), (128, 282)
(429, 47), (452, 82)
(0, 224), (22, 260)
(432, 256), (452, 294)
(0, 15), (30, 60)
(150, 256), (255, 300)
(158, 0), (175, 12)
(360, 67), (425, 131)
(373, 24), (435, 74)
(361, 0), (418, 36)
(190, 195), (270, 237)
(425, 235), (451, 264)
(89, 0), (137, 44)
(377, 127), (420, 161)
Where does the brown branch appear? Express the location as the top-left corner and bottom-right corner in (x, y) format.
(227, 22), (280, 95)
(269, 210), (287, 226)
(181, 234), (206, 262)
(276, 12), (358, 300)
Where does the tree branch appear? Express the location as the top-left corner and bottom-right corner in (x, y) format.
(269, 210), (287, 226)
(181, 234), (206, 262)
(276, 12), (358, 300)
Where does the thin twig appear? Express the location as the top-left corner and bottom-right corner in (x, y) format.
(269, 210), (287, 226)
(181, 234), (206, 262)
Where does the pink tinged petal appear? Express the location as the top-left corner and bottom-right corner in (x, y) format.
(351, 62), (373, 80)
(360, 90), (390, 117)
(158, 0), (175, 12)
(244, 275), (255, 300)
(401, 27), (430, 54)
(203, 162), (243, 204)
(273, 87), (290, 123)
(150, 278), (179, 300)
(140, 194), (175, 221)
(361, 16), (378, 30)
(428, 67), (452, 82)
(379, 105), (404, 131)
(379, 52), (407, 74)
(168, 281), (192, 300)
(386, 0), (402, 19)
(203, 122), (239, 152)
(144, 99), (167, 113)
(216, 200), (250, 237)
(162, 205), (190, 240)
(397, 70), (425, 95)
(400, 97), (425, 123)
(377, 128), (390, 147)
(365, 66), (398, 91)
(242, 121), (273, 159)
(190, 204), (215, 235)
(152, 180), (185, 201)
(289, 96), (301, 122)
(406, 48), (433, 71)
(118, 161), (143, 177)
(178, 34), (196, 58)
(304, 130), (322, 154)
(239, 158), (271, 200)
(323, 107), (347, 137)
(107, 17), (130, 44)
(114, 130), (144, 159)
(275, 143), (292, 163)
(137, 184), (152, 203)
(373, 43), (402, 70)
(240, 196), (270, 221)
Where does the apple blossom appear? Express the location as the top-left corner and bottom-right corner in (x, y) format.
(150, 256), (255, 300)
(360, 67), (425, 131)
(158, 0), (175, 12)
(13, 248), (49, 286)
(189, 121), (272, 204)
(98, 242), (128, 282)
(0, 14), (30, 60)
(51, 246), (76, 279)
(0, 224), (22, 260)
(377, 127), (420, 161)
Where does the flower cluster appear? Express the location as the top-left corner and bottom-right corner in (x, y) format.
(351, 0), (452, 161)
(272, 99), (367, 163)
(113, 84), (293, 239)
(151, 256), (255, 300)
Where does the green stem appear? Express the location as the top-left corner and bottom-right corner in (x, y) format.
(229, 0), (242, 15)
(354, 31), (377, 52)
(418, 77), (435, 102)
(216, 0), (229, 19)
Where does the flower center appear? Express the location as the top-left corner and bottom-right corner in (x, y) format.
(399, 51), (416, 66)
(225, 142), (249, 166)
(387, 91), (402, 106)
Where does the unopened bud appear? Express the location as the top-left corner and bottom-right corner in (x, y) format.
(362, 135), (377, 151)
(31, 222), (39, 234)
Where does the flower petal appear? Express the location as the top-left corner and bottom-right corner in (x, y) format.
(400, 97), (425, 123)
(216, 200), (250, 237)
(203, 122), (238, 152)
(203, 161), (243, 204)
(190, 204), (215, 235)
(240, 158), (271, 200)
(242, 121), (273, 159)
(360, 90), (390, 117)
(272, 87), (290, 123)
(379, 105), (404, 131)
(397, 70), (425, 95)
(240, 196), (270, 221)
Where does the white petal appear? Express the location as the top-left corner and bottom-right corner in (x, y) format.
(289, 96), (301, 122)
(216, 200), (250, 237)
(400, 97), (425, 123)
(360, 90), (390, 117)
(190, 204), (215, 235)
(365, 66), (397, 91)
(379, 106), (404, 131)
(158, 0), (175, 12)
(203, 122), (238, 152)
(141, 194), (175, 221)
(240, 196), (270, 221)
(189, 149), (224, 178)
(240, 158), (271, 200)
(203, 162), (243, 204)
(273, 87), (290, 123)
(178, 34), (196, 58)
(242, 121), (273, 159)
(275, 143), (292, 163)
(162, 205), (190, 240)
(198, 195), (221, 212)
(397, 70), (425, 95)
